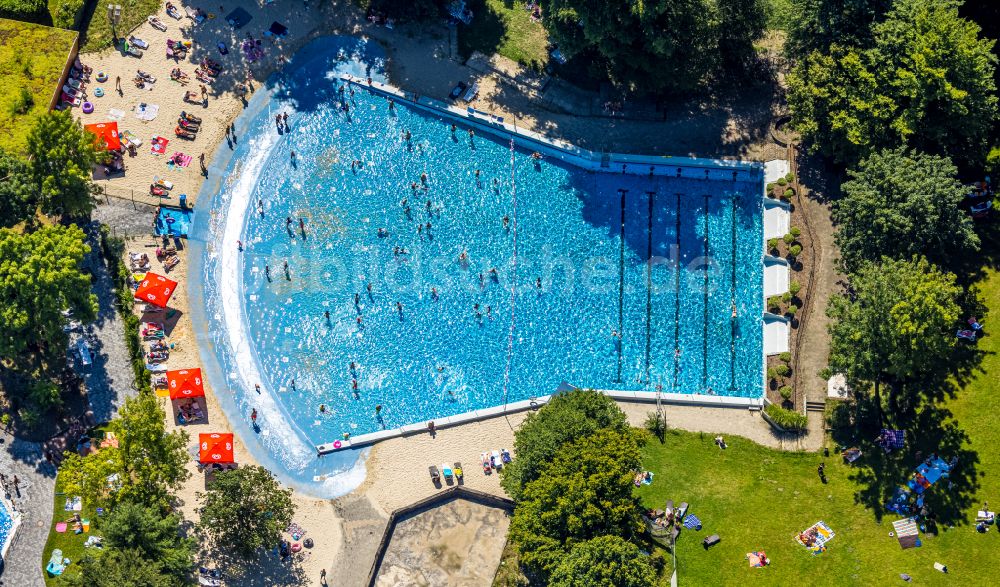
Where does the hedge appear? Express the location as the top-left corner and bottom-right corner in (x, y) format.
(99, 226), (151, 393)
(764, 404), (808, 432)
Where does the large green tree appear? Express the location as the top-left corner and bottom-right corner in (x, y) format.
(0, 149), (35, 227)
(785, 0), (890, 57)
(0, 224), (96, 363)
(26, 110), (97, 217)
(549, 535), (657, 587)
(102, 500), (195, 583)
(827, 256), (961, 421)
(500, 389), (630, 501)
(64, 547), (176, 587)
(834, 148), (979, 273)
(545, 0), (766, 94)
(787, 0), (998, 165)
(197, 465), (295, 559)
(61, 392), (189, 508)
(509, 428), (644, 577)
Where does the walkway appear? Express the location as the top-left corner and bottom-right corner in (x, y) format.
(0, 433), (55, 587)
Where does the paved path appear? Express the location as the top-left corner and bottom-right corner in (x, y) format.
(0, 434), (55, 587)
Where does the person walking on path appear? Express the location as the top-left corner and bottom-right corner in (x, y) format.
(115, 75), (122, 96)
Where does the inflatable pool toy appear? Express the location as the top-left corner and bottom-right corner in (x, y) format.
(96, 72), (108, 82)
(333, 440), (342, 449)
(82, 101), (94, 114)
(94, 87), (104, 97)
(290, 542), (302, 553)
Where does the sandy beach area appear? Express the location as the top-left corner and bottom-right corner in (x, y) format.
(83, 2), (797, 585)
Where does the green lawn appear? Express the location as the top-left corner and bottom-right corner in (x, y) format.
(0, 18), (77, 154)
(638, 269), (1000, 585)
(41, 473), (104, 586)
(457, 0), (549, 69)
(79, 0), (160, 52)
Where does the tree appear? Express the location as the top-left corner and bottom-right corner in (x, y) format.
(64, 547), (176, 587)
(500, 389), (630, 501)
(787, 0), (998, 166)
(0, 149), (35, 227)
(61, 393), (189, 508)
(0, 224), (96, 364)
(197, 465), (295, 559)
(834, 148), (979, 273)
(544, 0), (766, 95)
(508, 428), (644, 577)
(827, 256), (961, 421)
(785, 0), (890, 57)
(102, 500), (195, 583)
(549, 535), (657, 587)
(26, 110), (97, 217)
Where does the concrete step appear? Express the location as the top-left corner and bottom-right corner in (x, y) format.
(805, 401), (826, 412)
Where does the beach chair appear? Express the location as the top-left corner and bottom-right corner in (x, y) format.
(462, 82), (479, 102)
(148, 15), (167, 30)
(491, 449), (503, 469)
(481, 452), (491, 474)
(957, 329), (977, 341)
(441, 463), (453, 480)
(976, 511), (995, 523)
(153, 176), (173, 190)
(128, 35), (149, 49)
(676, 502), (689, 519)
(453, 462), (463, 480)
(429, 465), (440, 483)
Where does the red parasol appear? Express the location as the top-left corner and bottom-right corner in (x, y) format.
(167, 368), (205, 400)
(134, 272), (177, 308)
(198, 433), (235, 464)
(84, 121), (121, 151)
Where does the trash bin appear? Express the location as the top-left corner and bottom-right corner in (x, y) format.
(179, 194), (187, 209)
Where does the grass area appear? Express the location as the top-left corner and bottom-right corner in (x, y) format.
(79, 0), (160, 52)
(637, 268), (1000, 585)
(456, 0), (549, 69)
(0, 18), (77, 154)
(41, 473), (104, 586)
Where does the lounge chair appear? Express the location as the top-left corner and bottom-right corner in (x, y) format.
(481, 452), (491, 474)
(453, 462), (463, 480)
(957, 329), (977, 341)
(148, 15), (168, 30)
(462, 82), (479, 102)
(449, 81), (468, 100)
(491, 449), (503, 469)
(676, 502), (689, 519)
(128, 35), (149, 49)
(441, 463), (453, 479)
(429, 465), (440, 483)
(976, 510), (996, 523)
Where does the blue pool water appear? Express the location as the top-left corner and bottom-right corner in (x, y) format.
(191, 36), (763, 495)
(0, 499), (13, 555)
(155, 207), (192, 237)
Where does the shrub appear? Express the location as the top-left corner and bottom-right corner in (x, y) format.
(0, 413), (10, 427)
(785, 172), (795, 183)
(786, 304), (799, 317)
(767, 296), (782, 310)
(782, 292), (792, 303)
(764, 404), (807, 432)
(644, 412), (667, 441)
(28, 379), (62, 411)
(50, 0), (85, 28)
(779, 352), (792, 363)
(826, 402), (853, 429)
(100, 229), (151, 393)
(779, 385), (793, 400)
(767, 237), (780, 251)
(774, 364), (791, 377)
(818, 367), (832, 380)
(766, 182), (775, 193)
(783, 232), (796, 244)
(790, 226), (802, 238)
(777, 177), (788, 186)
(789, 244), (802, 257)
(782, 188), (794, 199)
(766, 367), (778, 381)
(789, 280), (801, 297)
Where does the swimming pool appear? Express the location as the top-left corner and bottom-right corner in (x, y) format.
(191, 36), (763, 496)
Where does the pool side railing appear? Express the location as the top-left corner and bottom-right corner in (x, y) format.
(317, 390), (764, 454)
(338, 75), (764, 181)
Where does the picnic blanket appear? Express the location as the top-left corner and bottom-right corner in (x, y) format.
(878, 429), (905, 452)
(121, 130), (141, 147)
(683, 514), (702, 530)
(55, 522), (67, 533)
(64, 496), (82, 511)
(892, 518), (920, 549)
(746, 551), (768, 567)
(797, 521), (835, 549)
(151, 136), (169, 155)
(107, 108), (126, 121)
(134, 103), (160, 121)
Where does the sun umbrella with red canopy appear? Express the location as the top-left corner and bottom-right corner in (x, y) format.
(199, 433), (235, 464)
(134, 272), (177, 308)
(167, 368), (205, 400)
(84, 121), (122, 151)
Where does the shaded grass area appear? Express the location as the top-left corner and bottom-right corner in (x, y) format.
(79, 0), (160, 52)
(41, 472), (104, 586)
(638, 267), (1000, 585)
(0, 18), (77, 153)
(456, 0), (548, 69)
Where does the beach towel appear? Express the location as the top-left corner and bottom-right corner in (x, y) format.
(878, 429), (905, 452)
(151, 136), (169, 155)
(746, 551), (767, 567)
(107, 108), (126, 121)
(121, 130), (141, 147)
(55, 522), (67, 532)
(892, 518), (920, 549)
(134, 103), (160, 121)
(64, 496), (82, 511)
(683, 514), (702, 530)
(170, 152), (193, 167)
(797, 521), (835, 549)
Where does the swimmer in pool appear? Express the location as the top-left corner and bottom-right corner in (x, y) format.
(451, 124), (456, 134)
(324, 310), (330, 320)
(431, 287), (438, 300)
(255, 384), (261, 394)
(264, 265), (271, 280)
(420, 172), (427, 185)
(237, 240), (243, 251)
(536, 277), (542, 289)
(503, 215), (510, 230)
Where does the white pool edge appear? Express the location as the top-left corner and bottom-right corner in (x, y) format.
(0, 495), (21, 564)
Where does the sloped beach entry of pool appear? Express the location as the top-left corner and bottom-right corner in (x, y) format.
(190, 36), (764, 497)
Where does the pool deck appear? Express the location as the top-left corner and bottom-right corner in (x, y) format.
(311, 76), (784, 456)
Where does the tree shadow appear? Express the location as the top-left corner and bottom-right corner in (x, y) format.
(456, 0), (507, 61)
(201, 544), (309, 587)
